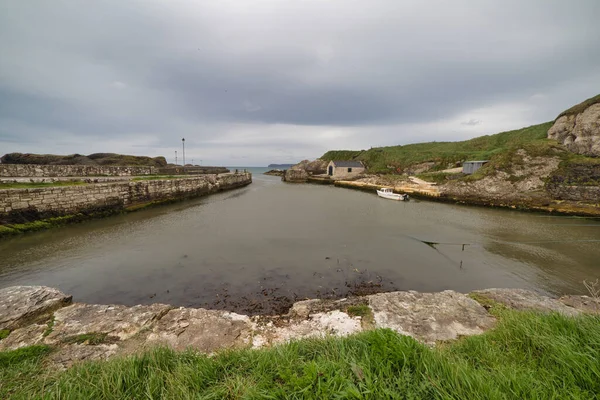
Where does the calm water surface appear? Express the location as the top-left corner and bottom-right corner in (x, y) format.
(1, 168), (599, 314)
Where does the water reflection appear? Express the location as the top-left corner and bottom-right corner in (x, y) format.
(1, 173), (599, 314)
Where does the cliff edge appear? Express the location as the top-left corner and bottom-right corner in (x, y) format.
(548, 94), (600, 156)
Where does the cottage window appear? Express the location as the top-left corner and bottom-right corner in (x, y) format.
(348, 168), (352, 173)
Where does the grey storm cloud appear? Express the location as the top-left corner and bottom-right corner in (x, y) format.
(1, 0), (600, 165)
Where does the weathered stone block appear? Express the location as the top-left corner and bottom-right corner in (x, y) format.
(368, 290), (496, 344)
(0, 286), (72, 330)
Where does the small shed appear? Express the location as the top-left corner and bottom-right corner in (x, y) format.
(462, 160), (489, 175)
(327, 160), (365, 178)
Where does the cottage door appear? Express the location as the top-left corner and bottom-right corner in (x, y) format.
(328, 166), (333, 176)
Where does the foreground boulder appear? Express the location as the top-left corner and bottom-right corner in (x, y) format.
(0, 286), (72, 330)
(0, 286), (597, 368)
(368, 290), (496, 344)
(145, 308), (253, 352)
(472, 288), (582, 316)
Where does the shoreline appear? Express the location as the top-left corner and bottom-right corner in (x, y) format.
(311, 178), (600, 217)
(1, 285), (597, 369)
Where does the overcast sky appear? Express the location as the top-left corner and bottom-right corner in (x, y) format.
(1, 0), (599, 166)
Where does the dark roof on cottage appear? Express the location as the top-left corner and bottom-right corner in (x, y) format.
(331, 160), (363, 168)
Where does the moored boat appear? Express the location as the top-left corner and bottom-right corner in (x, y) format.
(376, 188), (409, 201)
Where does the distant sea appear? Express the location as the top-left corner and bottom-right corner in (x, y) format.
(227, 166), (271, 175)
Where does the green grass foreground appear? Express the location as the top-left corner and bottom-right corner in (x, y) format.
(1, 309), (599, 399)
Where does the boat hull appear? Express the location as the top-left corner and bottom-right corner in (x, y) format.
(376, 190), (408, 201)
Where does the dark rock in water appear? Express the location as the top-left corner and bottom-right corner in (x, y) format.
(264, 169), (284, 176)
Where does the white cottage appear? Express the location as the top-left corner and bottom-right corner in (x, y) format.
(326, 160), (365, 178)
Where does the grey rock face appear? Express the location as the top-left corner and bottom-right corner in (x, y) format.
(44, 303), (172, 344)
(368, 290), (496, 344)
(0, 286), (72, 330)
(0, 322), (48, 350)
(559, 295), (600, 314)
(283, 168), (309, 182)
(145, 308), (253, 352)
(472, 288), (581, 316)
(548, 104), (600, 156)
(3, 285), (597, 369)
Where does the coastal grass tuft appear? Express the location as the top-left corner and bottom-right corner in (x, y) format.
(1, 309), (599, 399)
(556, 93), (600, 119)
(346, 304), (375, 329)
(61, 332), (110, 345)
(0, 345), (53, 398)
(0, 329), (10, 341)
(346, 304), (372, 318)
(42, 316), (55, 338)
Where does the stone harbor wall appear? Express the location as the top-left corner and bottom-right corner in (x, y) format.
(0, 286), (597, 369)
(0, 173), (251, 223)
(0, 164), (157, 177)
(156, 166), (230, 175)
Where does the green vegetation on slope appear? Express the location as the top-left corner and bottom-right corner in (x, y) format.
(1, 309), (599, 399)
(322, 122), (555, 174)
(0, 152), (167, 167)
(557, 93), (600, 120)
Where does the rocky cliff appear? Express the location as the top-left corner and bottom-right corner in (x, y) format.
(291, 159), (328, 175)
(548, 95), (600, 156)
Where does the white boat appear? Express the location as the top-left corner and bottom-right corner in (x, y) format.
(376, 188), (409, 201)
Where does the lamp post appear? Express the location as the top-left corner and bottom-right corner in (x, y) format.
(175, 151), (177, 166)
(182, 138), (186, 168)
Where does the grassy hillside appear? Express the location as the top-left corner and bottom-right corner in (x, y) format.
(322, 122), (555, 174)
(0, 153), (168, 167)
(1, 308), (599, 399)
(557, 93), (600, 120)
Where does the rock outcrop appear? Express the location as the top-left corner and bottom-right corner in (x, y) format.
(263, 169), (284, 176)
(368, 290), (496, 344)
(441, 149), (561, 203)
(548, 98), (600, 156)
(282, 159), (329, 182)
(0, 286), (72, 330)
(282, 168), (309, 182)
(1, 286), (597, 368)
(471, 288), (586, 316)
(291, 159), (328, 175)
